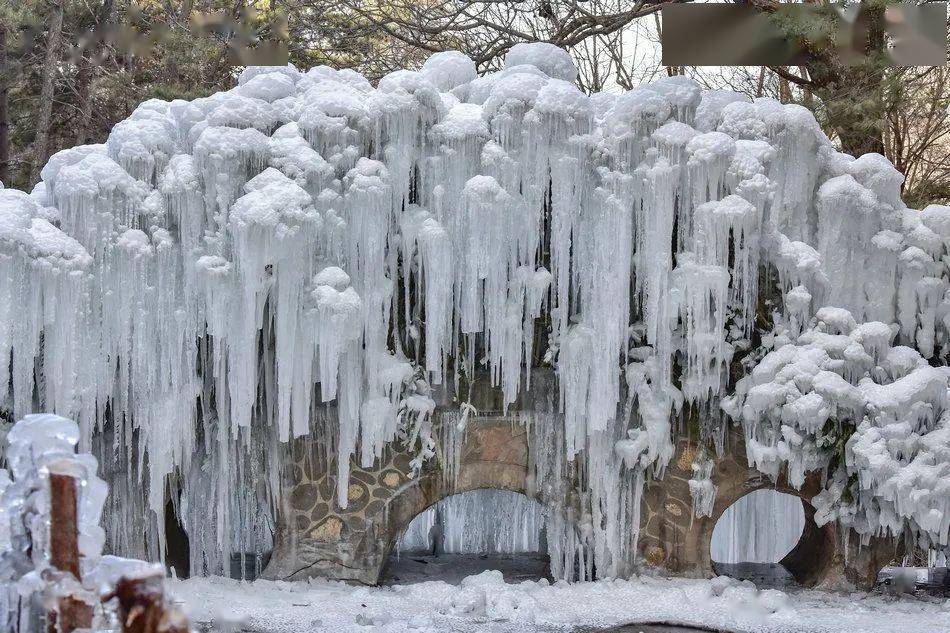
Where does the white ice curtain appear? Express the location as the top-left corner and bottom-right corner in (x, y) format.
(711, 489), (805, 564)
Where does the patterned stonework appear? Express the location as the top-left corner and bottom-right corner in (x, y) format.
(263, 370), (896, 589)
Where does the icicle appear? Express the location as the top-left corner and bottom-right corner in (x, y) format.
(694, 194), (760, 336)
(633, 154), (677, 380)
(688, 455), (717, 518)
(816, 175), (881, 317)
(684, 131), (735, 247)
(764, 103), (827, 243)
(397, 489), (544, 554)
(673, 254), (731, 403)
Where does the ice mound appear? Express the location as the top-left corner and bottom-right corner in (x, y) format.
(504, 42), (578, 82)
(444, 570), (539, 622)
(421, 50), (478, 92)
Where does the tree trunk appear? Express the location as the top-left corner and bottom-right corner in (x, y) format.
(799, 66), (813, 109)
(811, 1), (888, 157)
(778, 75), (791, 104)
(29, 0), (65, 187)
(0, 23), (9, 185)
(74, 63), (94, 146)
(75, 0), (115, 145)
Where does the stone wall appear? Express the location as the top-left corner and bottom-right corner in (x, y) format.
(263, 371), (897, 589)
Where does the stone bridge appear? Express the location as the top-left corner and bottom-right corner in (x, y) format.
(263, 370), (895, 589)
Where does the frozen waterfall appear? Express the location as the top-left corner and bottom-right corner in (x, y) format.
(2, 43), (950, 581)
(711, 490), (805, 564)
(397, 489), (544, 554)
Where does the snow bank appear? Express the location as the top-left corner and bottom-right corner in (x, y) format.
(167, 570), (950, 633)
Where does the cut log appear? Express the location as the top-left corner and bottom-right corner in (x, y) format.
(104, 573), (188, 633)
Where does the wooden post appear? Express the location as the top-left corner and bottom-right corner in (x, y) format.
(47, 472), (93, 633)
(49, 474), (82, 578)
(104, 573), (188, 633)
(46, 467), (189, 633)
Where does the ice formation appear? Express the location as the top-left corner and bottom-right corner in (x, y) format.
(723, 307), (950, 553)
(710, 490), (805, 564)
(397, 489), (544, 554)
(2, 44), (949, 581)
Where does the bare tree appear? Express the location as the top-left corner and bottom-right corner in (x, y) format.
(885, 66), (950, 206)
(307, 0), (669, 79)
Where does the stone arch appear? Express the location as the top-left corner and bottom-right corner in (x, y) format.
(690, 437), (838, 587)
(264, 410), (896, 589)
(371, 417), (542, 583)
(263, 413), (542, 585)
(638, 433), (896, 590)
(703, 486), (835, 587)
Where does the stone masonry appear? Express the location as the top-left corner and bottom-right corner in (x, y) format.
(263, 370), (897, 588)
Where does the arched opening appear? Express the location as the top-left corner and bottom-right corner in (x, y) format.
(710, 489), (805, 588)
(381, 488), (549, 584)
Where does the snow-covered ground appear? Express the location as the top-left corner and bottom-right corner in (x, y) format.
(167, 571), (950, 633)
